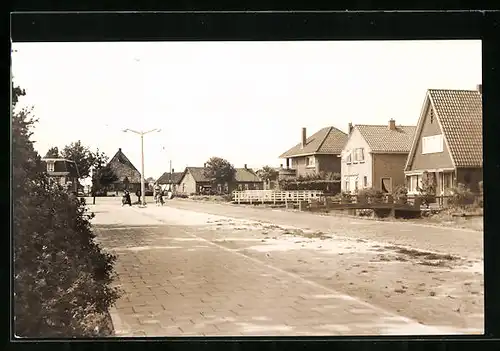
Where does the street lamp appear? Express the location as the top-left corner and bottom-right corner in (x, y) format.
(123, 128), (161, 207)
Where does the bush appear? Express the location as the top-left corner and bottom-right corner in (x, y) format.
(447, 183), (476, 208)
(13, 86), (120, 337)
(417, 171), (436, 205)
(357, 187), (384, 203)
(392, 185), (408, 204)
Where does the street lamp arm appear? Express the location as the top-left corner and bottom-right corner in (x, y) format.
(123, 128), (142, 135)
(143, 128), (161, 135)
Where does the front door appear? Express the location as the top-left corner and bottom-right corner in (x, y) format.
(381, 177), (392, 193)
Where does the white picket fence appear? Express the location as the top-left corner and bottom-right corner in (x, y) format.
(232, 190), (323, 204)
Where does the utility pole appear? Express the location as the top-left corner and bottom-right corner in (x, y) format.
(169, 160), (172, 187)
(123, 128), (161, 207)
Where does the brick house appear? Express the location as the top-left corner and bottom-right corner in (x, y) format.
(279, 126), (348, 178)
(106, 148), (142, 192)
(404, 85), (483, 195)
(177, 165), (263, 195)
(340, 120), (416, 193)
(41, 158), (80, 192)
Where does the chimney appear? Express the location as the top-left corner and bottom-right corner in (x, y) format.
(388, 119), (396, 131)
(477, 84), (482, 94)
(118, 148), (122, 152)
(348, 122), (353, 135)
(244, 164), (247, 169)
(301, 127), (307, 148)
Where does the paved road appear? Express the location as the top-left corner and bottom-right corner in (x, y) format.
(92, 200), (483, 337)
(164, 199), (483, 260)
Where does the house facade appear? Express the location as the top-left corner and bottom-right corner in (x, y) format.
(156, 169), (184, 193)
(279, 126), (348, 178)
(177, 166), (263, 195)
(41, 158), (80, 192)
(106, 148), (141, 192)
(404, 86), (483, 195)
(341, 120), (416, 194)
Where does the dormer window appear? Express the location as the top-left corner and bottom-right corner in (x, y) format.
(47, 162), (55, 172)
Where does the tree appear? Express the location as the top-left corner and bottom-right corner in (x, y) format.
(90, 150), (116, 205)
(61, 141), (96, 179)
(257, 166), (278, 190)
(203, 157), (236, 188)
(12, 83), (120, 336)
(257, 165), (278, 183)
(44, 146), (60, 158)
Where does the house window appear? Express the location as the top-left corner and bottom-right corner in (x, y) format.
(238, 184), (243, 191)
(345, 151), (352, 164)
(306, 156), (316, 167)
(345, 181), (349, 192)
(354, 180), (359, 192)
(47, 162), (55, 172)
(363, 176), (368, 187)
(245, 184), (249, 190)
(422, 135), (444, 154)
(354, 148), (365, 162)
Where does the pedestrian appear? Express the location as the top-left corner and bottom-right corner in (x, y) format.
(122, 190), (132, 206)
(136, 189), (141, 204)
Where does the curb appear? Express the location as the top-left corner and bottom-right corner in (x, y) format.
(108, 306), (131, 337)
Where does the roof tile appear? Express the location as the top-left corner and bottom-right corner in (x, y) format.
(428, 89), (482, 168)
(279, 127), (348, 158)
(355, 125), (417, 153)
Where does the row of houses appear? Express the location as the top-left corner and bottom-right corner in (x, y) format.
(278, 85), (483, 195)
(156, 165), (263, 195)
(41, 85), (482, 199)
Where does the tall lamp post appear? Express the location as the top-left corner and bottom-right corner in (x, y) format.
(123, 128), (161, 207)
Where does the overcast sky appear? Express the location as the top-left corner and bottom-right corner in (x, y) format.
(11, 40), (481, 179)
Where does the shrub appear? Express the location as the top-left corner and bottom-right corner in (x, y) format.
(13, 86), (120, 337)
(447, 183), (476, 208)
(392, 185), (408, 203)
(357, 187), (384, 203)
(417, 171), (436, 205)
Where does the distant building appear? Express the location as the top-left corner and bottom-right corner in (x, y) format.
(106, 148), (141, 192)
(156, 169), (184, 193)
(341, 120), (416, 193)
(177, 165), (263, 195)
(279, 126), (348, 178)
(404, 85), (483, 195)
(41, 157), (80, 192)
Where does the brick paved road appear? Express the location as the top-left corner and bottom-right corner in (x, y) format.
(92, 201), (482, 337)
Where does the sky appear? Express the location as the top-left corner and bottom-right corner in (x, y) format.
(11, 40), (481, 180)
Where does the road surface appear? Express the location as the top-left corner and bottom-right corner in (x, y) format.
(91, 198), (483, 337)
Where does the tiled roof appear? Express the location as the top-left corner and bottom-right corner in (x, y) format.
(355, 125), (417, 153)
(156, 172), (184, 184)
(234, 168), (262, 182)
(186, 167), (211, 182)
(107, 148), (141, 183)
(428, 89), (483, 168)
(279, 127), (348, 158)
(42, 158), (80, 178)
